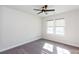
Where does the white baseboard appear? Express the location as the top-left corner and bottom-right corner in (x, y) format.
(44, 38), (79, 48)
(0, 35), (41, 52)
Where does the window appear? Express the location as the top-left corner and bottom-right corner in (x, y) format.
(55, 19), (65, 35)
(47, 19), (65, 35)
(47, 20), (54, 34)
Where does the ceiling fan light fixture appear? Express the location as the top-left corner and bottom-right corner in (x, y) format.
(34, 5), (55, 15)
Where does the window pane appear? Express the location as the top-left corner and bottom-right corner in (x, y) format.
(47, 27), (54, 34)
(56, 27), (64, 35)
(56, 19), (65, 26)
(47, 21), (54, 27)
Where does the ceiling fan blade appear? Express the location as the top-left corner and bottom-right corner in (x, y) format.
(45, 9), (55, 11)
(37, 11), (43, 14)
(34, 9), (41, 11)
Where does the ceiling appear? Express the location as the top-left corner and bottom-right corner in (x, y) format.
(6, 5), (79, 18)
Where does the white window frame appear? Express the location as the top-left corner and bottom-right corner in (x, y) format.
(46, 18), (65, 35)
(46, 20), (54, 34)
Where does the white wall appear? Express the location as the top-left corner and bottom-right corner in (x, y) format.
(0, 6), (42, 52)
(42, 9), (79, 47)
(0, 6), (3, 49)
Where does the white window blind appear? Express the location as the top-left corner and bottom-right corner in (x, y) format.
(47, 19), (65, 35)
(55, 19), (65, 35)
(47, 20), (54, 34)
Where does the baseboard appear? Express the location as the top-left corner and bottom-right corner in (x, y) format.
(44, 38), (79, 48)
(0, 35), (41, 52)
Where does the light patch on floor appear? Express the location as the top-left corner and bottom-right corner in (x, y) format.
(43, 43), (53, 52)
(57, 47), (70, 54)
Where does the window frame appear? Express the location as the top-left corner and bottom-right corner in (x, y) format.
(46, 20), (54, 34)
(55, 19), (65, 35)
(46, 18), (65, 35)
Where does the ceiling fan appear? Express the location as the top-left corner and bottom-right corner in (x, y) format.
(34, 5), (55, 14)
